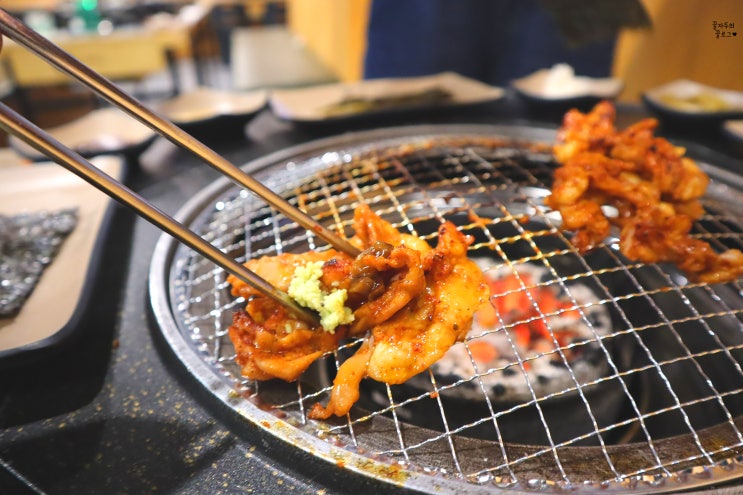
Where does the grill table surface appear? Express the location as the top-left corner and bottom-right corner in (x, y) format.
(1, 94), (742, 494)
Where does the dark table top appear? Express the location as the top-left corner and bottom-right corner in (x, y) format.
(0, 94), (741, 495)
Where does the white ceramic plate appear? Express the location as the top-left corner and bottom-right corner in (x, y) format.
(512, 64), (623, 105)
(269, 72), (505, 122)
(9, 107), (156, 161)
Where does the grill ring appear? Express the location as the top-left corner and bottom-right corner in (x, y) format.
(149, 125), (743, 493)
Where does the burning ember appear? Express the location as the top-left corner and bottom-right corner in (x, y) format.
(476, 267), (584, 355)
(424, 261), (613, 402)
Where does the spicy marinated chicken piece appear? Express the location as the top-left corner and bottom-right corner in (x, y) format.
(229, 249), (348, 381)
(229, 299), (346, 381)
(365, 223), (487, 383)
(309, 222), (488, 419)
(227, 204), (489, 418)
(346, 244), (426, 333)
(546, 101), (743, 283)
(552, 98), (617, 163)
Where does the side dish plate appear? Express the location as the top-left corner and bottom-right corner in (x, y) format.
(0, 155), (124, 364)
(9, 107), (157, 161)
(642, 79), (743, 126)
(269, 72), (505, 123)
(155, 87), (267, 135)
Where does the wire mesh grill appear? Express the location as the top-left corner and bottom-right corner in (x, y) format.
(156, 127), (743, 493)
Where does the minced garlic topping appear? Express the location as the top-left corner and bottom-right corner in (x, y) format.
(288, 261), (354, 333)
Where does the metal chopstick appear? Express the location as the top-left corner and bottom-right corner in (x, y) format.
(0, 8), (361, 258)
(0, 101), (320, 326)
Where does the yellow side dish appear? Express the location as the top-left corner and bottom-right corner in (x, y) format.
(658, 92), (733, 112)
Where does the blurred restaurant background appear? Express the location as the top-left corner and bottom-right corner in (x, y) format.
(0, 0), (741, 144)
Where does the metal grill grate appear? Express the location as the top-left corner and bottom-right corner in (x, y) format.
(151, 126), (743, 493)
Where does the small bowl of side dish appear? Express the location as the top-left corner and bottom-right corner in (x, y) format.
(155, 87), (267, 137)
(721, 119), (743, 155)
(512, 64), (623, 110)
(9, 107), (157, 162)
(642, 79), (743, 126)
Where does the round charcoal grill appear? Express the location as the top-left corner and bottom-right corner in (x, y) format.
(149, 125), (743, 493)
